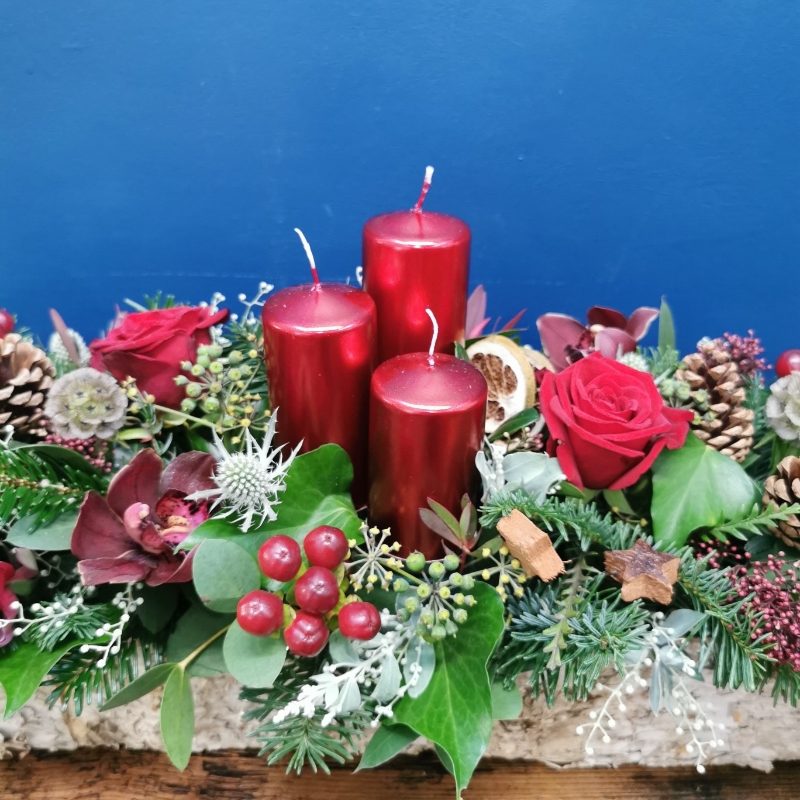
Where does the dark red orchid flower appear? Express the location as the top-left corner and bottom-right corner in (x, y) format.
(536, 305), (659, 371)
(0, 563), (21, 646)
(71, 449), (216, 587)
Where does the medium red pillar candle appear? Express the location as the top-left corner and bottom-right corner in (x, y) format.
(262, 231), (376, 507)
(368, 322), (487, 558)
(363, 167), (471, 364)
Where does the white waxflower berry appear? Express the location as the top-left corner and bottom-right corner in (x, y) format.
(186, 412), (298, 531)
(44, 367), (127, 439)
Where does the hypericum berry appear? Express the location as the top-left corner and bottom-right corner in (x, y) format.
(0, 310), (14, 338)
(406, 552), (426, 572)
(338, 601), (381, 640)
(294, 566), (340, 614)
(303, 526), (349, 569)
(776, 349), (800, 378)
(258, 536), (302, 582)
(284, 610), (329, 657)
(236, 590), (284, 637)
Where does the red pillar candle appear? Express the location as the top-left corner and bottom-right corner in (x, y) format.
(262, 230), (376, 507)
(363, 167), (471, 364)
(368, 314), (487, 558)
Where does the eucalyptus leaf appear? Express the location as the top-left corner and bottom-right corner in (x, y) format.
(372, 651), (401, 703)
(662, 609), (705, 639)
(491, 681), (523, 720)
(328, 630), (360, 665)
(502, 452), (564, 498)
(135, 584), (180, 634)
(192, 539), (260, 613)
(649, 663), (662, 713)
(167, 605), (234, 675)
(651, 434), (761, 548)
(404, 636), (435, 699)
(101, 663), (177, 711)
(160, 666), (195, 770)
(6, 512), (78, 551)
(222, 621), (286, 688)
(339, 677), (363, 713)
(356, 723), (418, 771)
(393, 583), (505, 796)
(180, 445), (362, 557)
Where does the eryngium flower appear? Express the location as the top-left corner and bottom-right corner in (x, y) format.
(48, 329), (91, 368)
(44, 367), (127, 439)
(766, 373), (800, 443)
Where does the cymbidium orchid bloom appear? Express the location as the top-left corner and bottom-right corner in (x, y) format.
(536, 305), (659, 371)
(71, 449), (216, 586)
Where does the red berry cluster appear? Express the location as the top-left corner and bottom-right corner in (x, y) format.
(44, 432), (113, 473)
(711, 331), (770, 376)
(236, 525), (381, 658)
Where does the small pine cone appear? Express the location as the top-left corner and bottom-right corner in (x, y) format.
(674, 343), (755, 463)
(763, 456), (800, 548)
(0, 333), (55, 439)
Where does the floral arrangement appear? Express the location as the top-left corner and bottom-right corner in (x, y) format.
(1, 290), (800, 799)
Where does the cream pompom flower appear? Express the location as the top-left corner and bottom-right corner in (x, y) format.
(766, 373), (800, 443)
(186, 412), (299, 531)
(43, 367), (127, 439)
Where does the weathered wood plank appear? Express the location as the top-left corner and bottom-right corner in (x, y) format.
(0, 751), (798, 800)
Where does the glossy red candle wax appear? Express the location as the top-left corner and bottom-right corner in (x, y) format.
(262, 283), (376, 507)
(368, 353), (487, 558)
(363, 211), (471, 364)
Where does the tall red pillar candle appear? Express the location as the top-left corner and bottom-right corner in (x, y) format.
(363, 168), (471, 364)
(262, 231), (376, 507)
(368, 351), (487, 558)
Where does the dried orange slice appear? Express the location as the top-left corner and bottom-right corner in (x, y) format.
(466, 335), (537, 433)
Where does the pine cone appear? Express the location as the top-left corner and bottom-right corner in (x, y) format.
(0, 333), (55, 439)
(673, 343), (755, 462)
(763, 456), (800, 548)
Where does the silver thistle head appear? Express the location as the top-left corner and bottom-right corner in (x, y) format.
(48, 330), (91, 368)
(43, 367), (127, 440)
(186, 412), (299, 531)
(766, 373), (800, 443)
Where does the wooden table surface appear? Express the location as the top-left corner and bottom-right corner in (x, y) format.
(0, 750), (798, 799)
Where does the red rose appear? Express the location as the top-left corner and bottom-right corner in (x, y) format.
(90, 306), (228, 408)
(539, 353), (693, 491)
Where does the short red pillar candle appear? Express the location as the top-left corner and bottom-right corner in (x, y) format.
(262, 231), (376, 507)
(363, 167), (471, 364)
(368, 344), (487, 558)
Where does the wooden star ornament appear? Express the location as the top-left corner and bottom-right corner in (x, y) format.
(604, 540), (680, 605)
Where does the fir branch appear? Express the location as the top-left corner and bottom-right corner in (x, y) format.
(0, 448), (106, 527)
(241, 658), (370, 774)
(43, 634), (165, 715)
(710, 503), (800, 542)
(224, 319), (268, 403)
(771, 663), (800, 706)
(27, 595), (118, 652)
(644, 345), (681, 381)
(675, 552), (771, 692)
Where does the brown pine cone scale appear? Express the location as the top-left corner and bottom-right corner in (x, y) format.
(763, 456), (800, 548)
(0, 333), (55, 438)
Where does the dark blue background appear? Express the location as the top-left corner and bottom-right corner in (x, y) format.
(1, 2), (798, 357)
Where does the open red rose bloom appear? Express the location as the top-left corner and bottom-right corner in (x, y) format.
(71, 449), (216, 586)
(539, 352), (694, 490)
(90, 306), (229, 408)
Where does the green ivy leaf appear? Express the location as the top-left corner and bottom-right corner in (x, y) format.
(180, 445), (362, 557)
(166, 605), (234, 677)
(392, 583), (505, 796)
(6, 512), (78, 551)
(192, 539), (260, 613)
(491, 681), (523, 720)
(160, 666), (194, 770)
(356, 723), (418, 771)
(222, 620), (287, 688)
(0, 638), (88, 718)
(101, 663), (177, 711)
(651, 433), (761, 548)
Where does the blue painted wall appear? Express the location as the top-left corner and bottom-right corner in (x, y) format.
(1, 2), (798, 357)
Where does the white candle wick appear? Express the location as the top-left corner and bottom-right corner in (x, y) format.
(294, 228), (320, 287)
(425, 307), (439, 363)
(412, 166), (435, 213)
